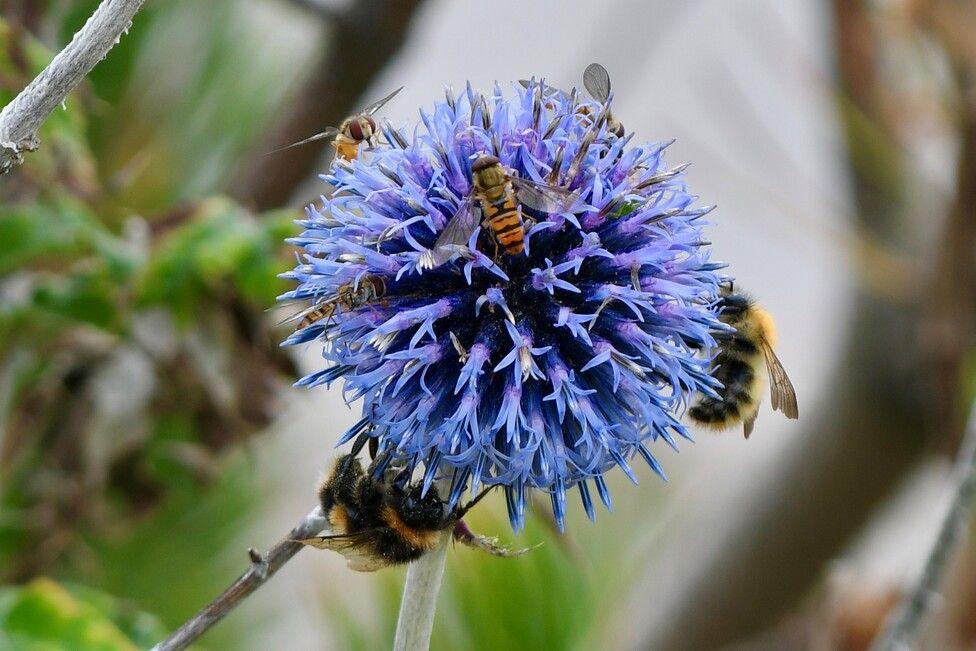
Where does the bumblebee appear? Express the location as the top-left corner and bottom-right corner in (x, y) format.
(297, 450), (533, 571)
(425, 154), (583, 267)
(266, 86), (403, 160)
(688, 285), (798, 437)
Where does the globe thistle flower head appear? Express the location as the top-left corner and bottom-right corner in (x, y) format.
(281, 79), (726, 531)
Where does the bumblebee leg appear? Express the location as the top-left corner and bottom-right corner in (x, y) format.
(631, 265), (641, 292)
(452, 520), (540, 558)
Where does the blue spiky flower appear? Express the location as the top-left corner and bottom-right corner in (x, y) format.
(281, 80), (725, 531)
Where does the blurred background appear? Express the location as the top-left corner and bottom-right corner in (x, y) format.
(1, 0), (974, 649)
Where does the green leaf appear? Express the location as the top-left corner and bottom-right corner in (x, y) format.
(0, 578), (165, 650)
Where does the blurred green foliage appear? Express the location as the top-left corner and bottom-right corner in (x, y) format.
(0, 1), (310, 644)
(0, 578), (165, 650)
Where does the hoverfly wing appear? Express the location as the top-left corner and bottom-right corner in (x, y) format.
(264, 127), (341, 156)
(759, 339), (798, 420)
(430, 198), (480, 266)
(583, 62), (612, 103)
(276, 304), (317, 327)
(512, 177), (586, 214)
(362, 86), (405, 116)
(517, 79), (568, 100)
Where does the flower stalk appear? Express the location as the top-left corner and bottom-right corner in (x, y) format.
(393, 532), (450, 651)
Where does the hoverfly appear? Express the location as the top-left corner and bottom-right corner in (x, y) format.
(266, 87), (404, 160)
(283, 276), (387, 329)
(424, 154), (585, 268)
(518, 63), (624, 138)
(582, 63), (624, 137)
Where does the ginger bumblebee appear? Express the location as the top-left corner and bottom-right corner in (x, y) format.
(297, 450), (533, 571)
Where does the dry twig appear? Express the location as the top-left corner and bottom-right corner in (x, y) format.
(151, 507), (327, 651)
(871, 402), (976, 650)
(0, 0), (147, 174)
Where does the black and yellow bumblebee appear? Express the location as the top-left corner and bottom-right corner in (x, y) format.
(297, 450), (533, 571)
(689, 284), (798, 437)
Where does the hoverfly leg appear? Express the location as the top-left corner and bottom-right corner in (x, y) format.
(449, 331), (468, 363)
(588, 296), (614, 332)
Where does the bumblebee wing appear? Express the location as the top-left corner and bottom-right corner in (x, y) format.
(760, 339), (798, 420)
(295, 531), (389, 572)
(264, 127), (340, 155)
(583, 62), (612, 102)
(362, 86), (405, 116)
(430, 199), (479, 266)
(513, 177), (585, 214)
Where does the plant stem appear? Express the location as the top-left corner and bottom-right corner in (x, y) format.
(0, 0), (148, 173)
(392, 532), (449, 651)
(151, 506), (327, 651)
(871, 400), (976, 651)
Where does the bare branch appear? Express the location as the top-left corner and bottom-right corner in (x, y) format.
(0, 0), (148, 174)
(151, 507), (328, 651)
(871, 401), (976, 650)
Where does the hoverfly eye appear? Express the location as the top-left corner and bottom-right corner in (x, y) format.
(471, 154), (500, 172)
(347, 119), (365, 141)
